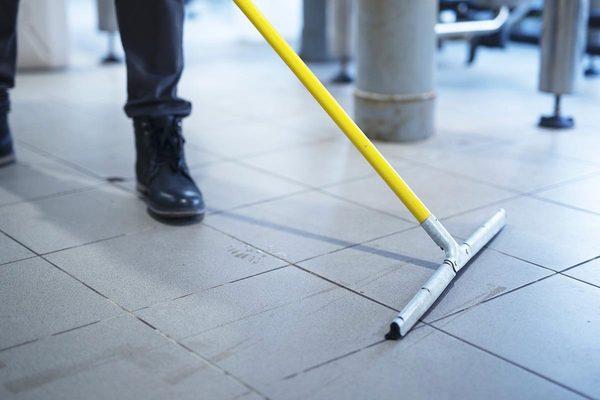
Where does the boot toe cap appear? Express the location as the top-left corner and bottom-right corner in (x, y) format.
(148, 186), (205, 218)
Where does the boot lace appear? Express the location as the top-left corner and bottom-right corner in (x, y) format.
(149, 119), (191, 180)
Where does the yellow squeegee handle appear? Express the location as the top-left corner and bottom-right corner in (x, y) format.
(233, 0), (431, 223)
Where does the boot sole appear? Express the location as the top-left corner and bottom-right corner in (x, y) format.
(0, 153), (16, 167)
(137, 183), (206, 219)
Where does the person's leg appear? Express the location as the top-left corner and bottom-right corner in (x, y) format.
(115, 0), (203, 219)
(115, 0), (191, 118)
(0, 0), (19, 166)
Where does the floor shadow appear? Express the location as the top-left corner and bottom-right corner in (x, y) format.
(216, 210), (439, 270)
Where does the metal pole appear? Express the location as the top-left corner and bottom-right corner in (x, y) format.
(330, 0), (354, 83)
(354, 0), (437, 142)
(584, 0), (600, 77)
(538, 0), (589, 129)
(436, 6), (510, 39)
(97, 0), (121, 64)
(300, 0), (330, 62)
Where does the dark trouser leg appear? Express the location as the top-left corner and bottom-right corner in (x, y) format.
(0, 0), (19, 113)
(115, 0), (191, 119)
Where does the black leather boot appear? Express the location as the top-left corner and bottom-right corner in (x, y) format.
(0, 109), (15, 167)
(134, 116), (205, 219)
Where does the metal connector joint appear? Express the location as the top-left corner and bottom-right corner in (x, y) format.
(421, 215), (467, 271)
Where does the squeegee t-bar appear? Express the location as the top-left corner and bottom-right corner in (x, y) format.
(234, 0), (506, 339)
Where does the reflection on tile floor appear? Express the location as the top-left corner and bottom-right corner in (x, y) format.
(1, 13), (599, 400)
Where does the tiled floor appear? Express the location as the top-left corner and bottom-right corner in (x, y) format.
(1, 4), (600, 400)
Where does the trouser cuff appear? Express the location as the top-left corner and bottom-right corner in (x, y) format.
(124, 99), (192, 119)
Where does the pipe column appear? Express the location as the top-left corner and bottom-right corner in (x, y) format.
(330, 0), (354, 83)
(355, 0), (437, 142)
(538, 0), (589, 128)
(300, 0), (330, 62)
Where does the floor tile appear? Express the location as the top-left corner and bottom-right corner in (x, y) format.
(376, 128), (509, 161)
(323, 161), (515, 220)
(47, 224), (287, 311)
(0, 146), (100, 207)
(563, 258), (600, 288)
(9, 99), (112, 137)
(498, 130), (600, 166)
(207, 190), (412, 263)
(207, 79), (318, 122)
(143, 268), (396, 390)
(265, 326), (581, 400)
(0, 257), (122, 350)
(192, 162), (306, 213)
(234, 392), (265, 400)
(399, 144), (599, 193)
(0, 233), (34, 266)
(135, 267), (330, 340)
(13, 113), (131, 163)
(535, 174), (600, 215)
(299, 226), (550, 322)
(240, 140), (380, 188)
(12, 65), (125, 105)
(187, 117), (334, 159)
(444, 196), (600, 271)
(268, 108), (342, 142)
(0, 315), (249, 400)
(432, 275), (600, 399)
(0, 185), (159, 254)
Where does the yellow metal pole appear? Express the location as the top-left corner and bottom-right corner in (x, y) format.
(233, 0), (432, 223)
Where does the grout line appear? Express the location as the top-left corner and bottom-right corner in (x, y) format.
(559, 255), (600, 273)
(16, 140), (108, 181)
(0, 183), (105, 210)
(188, 133), (339, 162)
(134, 314), (270, 399)
(290, 224), (422, 266)
(289, 264), (399, 313)
(203, 217), (418, 270)
(426, 252), (600, 327)
(438, 193), (523, 222)
(50, 320), (104, 337)
(39, 233), (129, 257)
(205, 188), (314, 217)
(523, 170), (600, 196)
(41, 256), (116, 304)
(281, 339), (387, 381)
(38, 251), (269, 399)
(0, 339), (40, 353)
(0, 254), (39, 268)
(560, 273), (600, 291)
(232, 149), (376, 192)
(313, 187), (414, 223)
(384, 154), (527, 195)
(526, 194), (600, 218)
(425, 271), (559, 325)
(0, 228), (40, 259)
(388, 151), (600, 200)
(131, 264), (291, 314)
(426, 323), (596, 400)
(490, 249), (559, 273)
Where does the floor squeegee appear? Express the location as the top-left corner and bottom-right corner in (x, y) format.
(233, 0), (507, 339)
